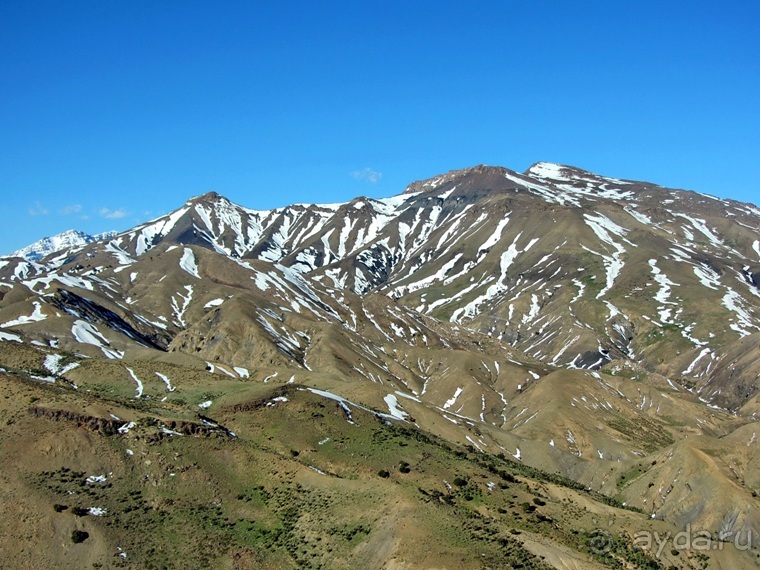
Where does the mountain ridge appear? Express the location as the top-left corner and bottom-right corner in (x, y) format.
(6, 161), (754, 262)
(7, 229), (117, 261)
(3, 162), (759, 387)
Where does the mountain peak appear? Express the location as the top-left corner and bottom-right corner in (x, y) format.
(526, 162), (588, 179)
(403, 164), (512, 195)
(188, 191), (230, 205)
(6, 229), (115, 261)
(525, 162), (638, 187)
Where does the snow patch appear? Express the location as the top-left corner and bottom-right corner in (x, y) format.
(71, 320), (123, 359)
(234, 366), (250, 378)
(44, 354), (64, 374)
(125, 367), (144, 398)
(0, 330), (22, 343)
(443, 387), (463, 410)
(1, 301), (46, 327)
(683, 348), (711, 376)
(155, 372), (175, 392)
(383, 394), (409, 420)
(179, 248), (200, 278)
(86, 474), (108, 484)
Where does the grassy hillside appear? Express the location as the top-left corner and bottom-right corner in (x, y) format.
(2, 365), (757, 569)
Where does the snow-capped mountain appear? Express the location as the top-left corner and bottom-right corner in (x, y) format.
(3, 162), (760, 396)
(3, 163), (760, 388)
(2, 163), (760, 565)
(7, 229), (117, 261)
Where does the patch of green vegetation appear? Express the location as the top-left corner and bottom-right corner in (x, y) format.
(607, 414), (674, 453)
(196, 391), (221, 402)
(583, 530), (664, 569)
(327, 522), (371, 542)
(641, 322), (686, 348)
(604, 363), (648, 382)
(236, 485), (271, 508)
(580, 273), (603, 295)
(617, 463), (647, 489)
(21, 385), (675, 568)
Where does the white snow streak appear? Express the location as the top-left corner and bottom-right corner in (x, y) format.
(71, 320), (123, 359)
(179, 248), (200, 278)
(443, 387), (463, 410)
(1, 301), (46, 327)
(126, 367), (144, 398)
(722, 288), (757, 337)
(171, 285), (193, 326)
(155, 372), (175, 391)
(0, 331), (22, 343)
(583, 214), (628, 299)
(683, 348), (711, 376)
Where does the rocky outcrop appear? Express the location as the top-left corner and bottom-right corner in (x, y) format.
(28, 406), (123, 435)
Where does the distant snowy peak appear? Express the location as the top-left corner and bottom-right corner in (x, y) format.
(7, 229), (116, 261)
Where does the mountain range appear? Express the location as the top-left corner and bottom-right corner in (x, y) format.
(8, 229), (118, 262)
(1, 162), (759, 569)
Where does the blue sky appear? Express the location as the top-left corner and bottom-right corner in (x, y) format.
(2, 1), (759, 253)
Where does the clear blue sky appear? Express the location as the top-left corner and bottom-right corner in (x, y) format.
(2, 1), (759, 254)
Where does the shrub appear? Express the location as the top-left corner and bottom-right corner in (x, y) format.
(71, 530), (89, 543)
